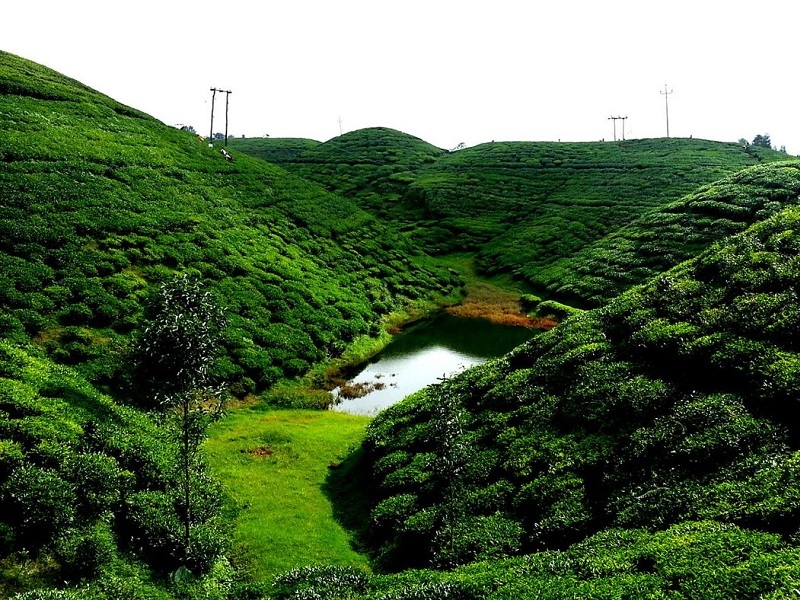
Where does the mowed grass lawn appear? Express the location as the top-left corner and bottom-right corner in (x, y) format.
(203, 407), (372, 580)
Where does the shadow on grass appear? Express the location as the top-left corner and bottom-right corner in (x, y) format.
(321, 445), (376, 560)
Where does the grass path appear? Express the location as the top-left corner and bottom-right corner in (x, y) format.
(203, 407), (372, 581)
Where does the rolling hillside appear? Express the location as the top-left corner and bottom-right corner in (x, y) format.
(266, 170), (800, 595)
(246, 127), (448, 220)
(236, 129), (791, 305)
(6, 48), (800, 599)
(0, 51), (460, 395)
(224, 136), (320, 164)
(543, 160), (800, 305)
(343, 189), (800, 594)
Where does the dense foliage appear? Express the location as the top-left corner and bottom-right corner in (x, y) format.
(269, 127), (447, 220)
(359, 202), (800, 582)
(7, 49), (800, 599)
(543, 160), (800, 305)
(0, 51), (459, 396)
(237, 129), (791, 306)
(224, 137), (320, 164)
(0, 341), (228, 597)
(271, 522), (800, 598)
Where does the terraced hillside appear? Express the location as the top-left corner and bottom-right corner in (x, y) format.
(224, 136), (320, 164)
(246, 127), (448, 219)
(0, 52), (459, 394)
(321, 190), (800, 596)
(543, 160), (800, 305)
(235, 129), (791, 305)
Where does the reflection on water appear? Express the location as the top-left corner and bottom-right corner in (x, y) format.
(332, 313), (537, 416)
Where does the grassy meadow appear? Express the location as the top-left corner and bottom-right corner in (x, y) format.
(203, 408), (371, 579)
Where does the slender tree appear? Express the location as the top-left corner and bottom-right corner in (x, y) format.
(134, 274), (227, 566)
(428, 386), (469, 567)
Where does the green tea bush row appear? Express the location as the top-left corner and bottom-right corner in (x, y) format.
(0, 341), (226, 582)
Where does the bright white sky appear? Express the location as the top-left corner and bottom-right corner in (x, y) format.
(5, 1), (799, 152)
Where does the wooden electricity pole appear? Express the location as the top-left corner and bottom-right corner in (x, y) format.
(223, 90), (232, 146)
(209, 87), (219, 145)
(608, 115), (628, 141)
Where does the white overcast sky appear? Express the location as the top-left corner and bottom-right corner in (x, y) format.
(4, 1), (799, 152)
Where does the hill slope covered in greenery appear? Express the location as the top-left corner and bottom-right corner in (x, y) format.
(543, 160), (800, 305)
(223, 136), (320, 164)
(0, 51), (459, 396)
(237, 128), (448, 220)
(331, 184), (800, 595)
(237, 129), (791, 305)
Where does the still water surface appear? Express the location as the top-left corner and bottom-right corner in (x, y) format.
(332, 313), (537, 416)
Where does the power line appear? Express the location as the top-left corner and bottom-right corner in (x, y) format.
(223, 90), (232, 146)
(209, 88), (232, 146)
(660, 84), (673, 138)
(608, 115), (628, 141)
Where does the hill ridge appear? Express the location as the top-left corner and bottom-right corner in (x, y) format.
(233, 128), (792, 304)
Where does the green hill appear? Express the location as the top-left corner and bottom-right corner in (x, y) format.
(7, 48), (800, 599)
(340, 177), (800, 593)
(0, 51), (459, 395)
(224, 136), (320, 164)
(276, 127), (447, 218)
(542, 160), (800, 305)
(239, 130), (791, 305)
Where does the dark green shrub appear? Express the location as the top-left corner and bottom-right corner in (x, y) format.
(122, 490), (182, 569)
(519, 294), (542, 312)
(433, 513), (523, 567)
(53, 522), (116, 580)
(271, 565), (370, 600)
(10, 590), (84, 599)
(3, 464), (77, 544)
(63, 452), (127, 520)
(535, 300), (582, 320)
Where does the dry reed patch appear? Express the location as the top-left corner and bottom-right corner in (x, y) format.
(337, 380), (386, 399)
(446, 282), (558, 330)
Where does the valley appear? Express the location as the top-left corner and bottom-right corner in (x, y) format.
(3, 49), (800, 598)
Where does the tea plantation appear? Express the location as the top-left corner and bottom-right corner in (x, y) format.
(5, 48), (800, 599)
(0, 50), (458, 597)
(0, 51), (460, 396)
(234, 128), (790, 308)
(339, 201), (800, 597)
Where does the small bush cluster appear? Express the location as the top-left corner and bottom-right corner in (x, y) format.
(0, 341), (228, 585)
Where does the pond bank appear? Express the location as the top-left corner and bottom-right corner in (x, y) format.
(261, 274), (558, 410)
(330, 312), (541, 415)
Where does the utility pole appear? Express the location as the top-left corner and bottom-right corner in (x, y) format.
(608, 115), (628, 141)
(338, 116), (343, 136)
(223, 90), (232, 146)
(660, 84), (673, 138)
(209, 88), (219, 146)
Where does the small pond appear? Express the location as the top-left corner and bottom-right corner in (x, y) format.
(331, 313), (538, 416)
